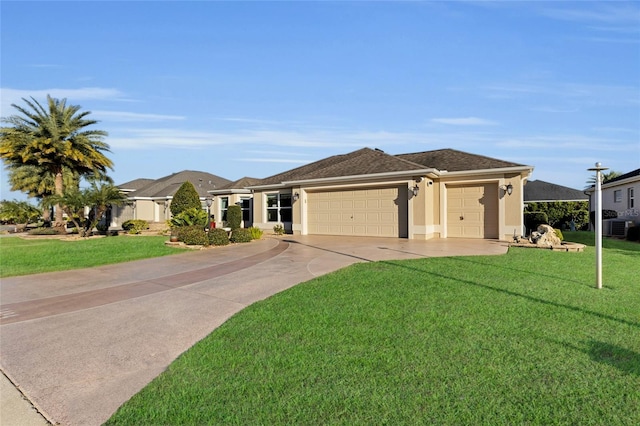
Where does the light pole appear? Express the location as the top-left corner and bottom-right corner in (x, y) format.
(588, 162), (608, 289)
(205, 197), (213, 231)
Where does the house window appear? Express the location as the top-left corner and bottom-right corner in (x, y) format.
(220, 197), (229, 222)
(266, 193), (292, 222)
(614, 190), (622, 203)
(629, 187), (635, 209)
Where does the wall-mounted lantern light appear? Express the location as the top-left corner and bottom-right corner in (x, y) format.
(293, 192), (300, 202)
(500, 183), (514, 196)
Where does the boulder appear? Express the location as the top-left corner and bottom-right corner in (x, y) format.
(530, 224), (562, 247)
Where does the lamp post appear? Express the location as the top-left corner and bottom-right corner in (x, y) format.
(588, 162), (608, 289)
(205, 197), (213, 230)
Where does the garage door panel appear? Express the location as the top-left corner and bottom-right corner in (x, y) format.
(447, 183), (498, 239)
(307, 186), (405, 237)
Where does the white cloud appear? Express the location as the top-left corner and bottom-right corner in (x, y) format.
(1, 87), (128, 116)
(94, 110), (185, 122)
(430, 117), (498, 126)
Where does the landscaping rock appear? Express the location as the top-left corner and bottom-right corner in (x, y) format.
(529, 224), (562, 247)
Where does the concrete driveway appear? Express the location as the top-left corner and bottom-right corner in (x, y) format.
(0, 235), (508, 425)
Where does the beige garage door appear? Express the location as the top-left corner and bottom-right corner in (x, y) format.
(447, 184), (498, 238)
(307, 187), (407, 237)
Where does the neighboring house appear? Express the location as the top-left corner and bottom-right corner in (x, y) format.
(247, 147), (533, 241)
(523, 180), (588, 203)
(112, 171), (231, 227)
(209, 177), (261, 228)
(586, 167), (640, 227)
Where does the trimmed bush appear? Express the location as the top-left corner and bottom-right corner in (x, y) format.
(554, 228), (564, 241)
(248, 227), (263, 240)
(170, 182), (202, 216)
(627, 226), (640, 242)
(227, 205), (242, 230)
(122, 219), (148, 234)
(208, 228), (230, 246)
(524, 212), (548, 234)
(177, 225), (208, 246)
(27, 227), (59, 235)
(230, 228), (252, 243)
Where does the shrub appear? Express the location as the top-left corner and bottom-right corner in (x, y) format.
(627, 226), (640, 242)
(227, 205), (242, 230)
(273, 224), (285, 235)
(208, 228), (230, 246)
(248, 227), (263, 240)
(554, 228), (564, 241)
(524, 212), (548, 234)
(170, 182), (202, 216)
(27, 227), (59, 235)
(590, 209), (618, 225)
(177, 225), (208, 246)
(122, 219), (148, 234)
(170, 208), (207, 228)
(230, 228), (252, 243)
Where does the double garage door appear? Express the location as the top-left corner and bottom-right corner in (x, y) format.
(447, 183), (498, 238)
(307, 186), (407, 237)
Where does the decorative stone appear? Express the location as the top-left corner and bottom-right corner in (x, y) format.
(530, 224), (562, 247)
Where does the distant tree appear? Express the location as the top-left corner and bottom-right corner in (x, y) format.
(47, 181), (125, 237)
(585, 170), (622, 189)
(0, 199), (40, 230)
(84, 181), (126, 234)
(0, 95), (113, 229)
(170, 182), (201, 216)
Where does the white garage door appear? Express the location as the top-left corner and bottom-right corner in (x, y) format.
(447, 184), (498, 239)
(307, 187), (407, 237)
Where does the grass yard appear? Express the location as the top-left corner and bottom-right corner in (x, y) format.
(0, 235), (181, 278)
(106, 232), (640, 425)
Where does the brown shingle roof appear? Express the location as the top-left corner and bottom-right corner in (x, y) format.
(256, 148), (427, 186)
(117, 178), (155, 191)
(216, 176), (262, 190)
(396, 149), (525, 172)
(524, 180), (588, 202)
(126, 170), (231, 198)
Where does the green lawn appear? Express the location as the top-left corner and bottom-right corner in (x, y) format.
(106, 233), (640, 425)
(0, 235), (181, 278)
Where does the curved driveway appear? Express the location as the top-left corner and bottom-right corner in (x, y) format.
(0, 235), (507, 425)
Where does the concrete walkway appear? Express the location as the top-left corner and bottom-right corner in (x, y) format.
(0, 236), (508, 425)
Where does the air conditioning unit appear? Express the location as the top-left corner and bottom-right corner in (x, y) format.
(603, 219), (633, 237)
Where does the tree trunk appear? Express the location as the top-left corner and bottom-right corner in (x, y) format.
(54, 171), (65, 230)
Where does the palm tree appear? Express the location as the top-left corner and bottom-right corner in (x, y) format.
(84, 181), (126, 234)
(0, 95), (113, 228)
(585, 170), (622, 189)
(0, 199), (41, 231)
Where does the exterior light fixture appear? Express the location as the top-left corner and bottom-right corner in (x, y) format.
(205, 197), (213, 230)
(410, 185), (419, 197)
(293, 192), (300, 202)
(500, 183), (514, 196)
(588, 162), (608, 289)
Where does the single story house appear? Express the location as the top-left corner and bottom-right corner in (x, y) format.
(113, 170), (231, 227)
(209, 177), (261, 228)
(246, 147), (533, 241)
(586, 167), (639, 227)
(523, 180), (588, 203)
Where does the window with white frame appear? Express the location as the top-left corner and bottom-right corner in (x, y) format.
(629, 187), (635, 209)
(614, 190), (622, 203)
(266, 193), (292, 222)
(220, 197), (229, 222)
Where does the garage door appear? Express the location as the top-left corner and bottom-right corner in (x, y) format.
(307, 187), (407, 237)
(447, 184), (498, 238)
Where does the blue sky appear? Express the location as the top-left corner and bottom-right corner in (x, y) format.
(1, 1), (639, 200)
